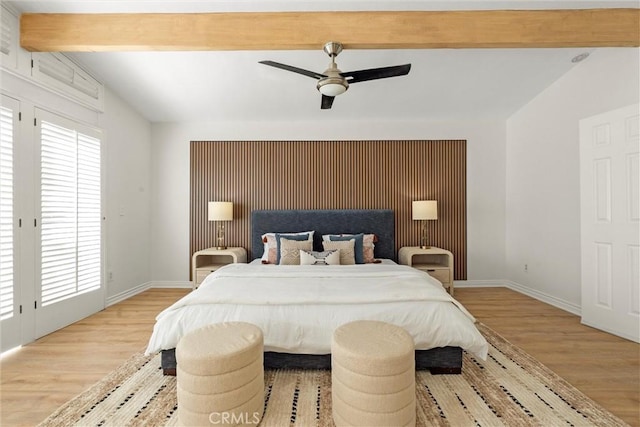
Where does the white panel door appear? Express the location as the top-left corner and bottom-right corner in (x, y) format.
(580, 104), (640, 342)
(0, 95), (21, 352)
(34, 108), (104, 338)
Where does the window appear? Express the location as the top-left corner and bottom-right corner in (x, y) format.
(0, 105), (13, 319)
(40, 119), (101, 306)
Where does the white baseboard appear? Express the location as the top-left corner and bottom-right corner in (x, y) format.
(503, 280), (581, 316)
(454, 280), (506, 288)
(106, 281), (153, 307)
(106, 281), (192, 307)
(149, 281), (192, 289)
(454, 279), (582, 316)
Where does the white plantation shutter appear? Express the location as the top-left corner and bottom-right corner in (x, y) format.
(0, 106), (14, 319)
(76, 134), (101, 293)
(40, 120), (101, 306)
(0, 7), (18, 70)
(0, 12), (13, 55)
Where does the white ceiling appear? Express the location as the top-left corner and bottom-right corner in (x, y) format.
(67, 48), (594, 122)
(9, 1), (637, 123)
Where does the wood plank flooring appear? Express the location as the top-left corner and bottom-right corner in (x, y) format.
(455, 288), (640, 427)
(0, 288), (190, 426)
(1, 287), (638, 426)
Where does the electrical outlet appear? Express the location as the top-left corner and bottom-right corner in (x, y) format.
(524, 264), (528, 272)
(108, 271), (114, 281)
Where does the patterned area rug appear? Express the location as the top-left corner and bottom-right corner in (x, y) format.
(38, 324), (629, 427)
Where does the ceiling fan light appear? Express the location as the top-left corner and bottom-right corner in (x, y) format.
(319, 83), (347, 96)
(317, 77), (348, 96)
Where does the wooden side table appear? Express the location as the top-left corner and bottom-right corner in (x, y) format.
(398, 246), (455, 295)
(191, 247), (247, 289)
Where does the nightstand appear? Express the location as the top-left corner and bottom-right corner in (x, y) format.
(191, 247), (247, 289)
(398, 246), (455, 296)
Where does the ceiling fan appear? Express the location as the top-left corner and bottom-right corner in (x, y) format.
(259, 42), (411, 110)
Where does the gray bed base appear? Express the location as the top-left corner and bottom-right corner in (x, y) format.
(161, 347), (463, 376)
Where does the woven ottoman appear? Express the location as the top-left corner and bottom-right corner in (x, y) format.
(176, 322), (264, 427)
(331, 320), (416, 427)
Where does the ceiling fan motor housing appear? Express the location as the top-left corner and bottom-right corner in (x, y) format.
(317, 47), (349, 96)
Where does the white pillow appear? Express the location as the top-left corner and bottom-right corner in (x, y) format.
(299, 250), (341, 265)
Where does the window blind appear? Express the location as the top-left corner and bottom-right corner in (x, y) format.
(0, 106), (13, 319)
(40, 120), (101, 306)
(0, 12), (12, 56)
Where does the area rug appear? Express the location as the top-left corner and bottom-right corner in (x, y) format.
(38, 324), (629, 427)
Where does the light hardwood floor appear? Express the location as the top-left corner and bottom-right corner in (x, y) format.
(1, 287), (638, 426)
(456, 288), (640, 427)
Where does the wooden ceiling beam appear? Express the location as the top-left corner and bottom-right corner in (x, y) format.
(20, 9), (640, 52)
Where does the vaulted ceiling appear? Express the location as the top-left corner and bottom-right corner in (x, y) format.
(8, 1), (640, 122)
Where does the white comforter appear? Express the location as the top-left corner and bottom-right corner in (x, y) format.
(145, 262), (488, 359)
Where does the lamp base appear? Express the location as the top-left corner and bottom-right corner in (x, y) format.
(215, 246), (227, 250)
(420, 245), (431, 249)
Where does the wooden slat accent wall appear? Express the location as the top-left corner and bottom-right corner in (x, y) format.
(190, 140), (467, 279)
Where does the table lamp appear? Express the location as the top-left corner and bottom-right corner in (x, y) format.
(208, 201), (233, 250)
(412, 200), (438, 249)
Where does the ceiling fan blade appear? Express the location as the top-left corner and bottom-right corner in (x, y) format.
(259, 60), (326, 80)
(341, 64), (411, 84)
(321, 95), (335, 109)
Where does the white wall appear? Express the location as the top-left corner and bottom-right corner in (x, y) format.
(505, 48), (640, 312)
(150, 119), (506, 284)
(101, 88), (153, 302)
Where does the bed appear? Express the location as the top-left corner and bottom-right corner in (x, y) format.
(147, 209), (488, 375)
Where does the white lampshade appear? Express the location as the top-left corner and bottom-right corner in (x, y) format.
(208, 201), (233, 221)
(412, 200), (438, 220)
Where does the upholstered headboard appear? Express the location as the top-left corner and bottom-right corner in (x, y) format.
(251, 209), (395, 261)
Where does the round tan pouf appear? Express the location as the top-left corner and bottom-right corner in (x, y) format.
(176, 322), (264, 427)
(331, 320), (416, 427)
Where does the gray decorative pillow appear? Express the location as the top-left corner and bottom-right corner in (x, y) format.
(322, 239), (356, 265)
(278, 238), (313, 265)
(299, 250), (341, 265)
